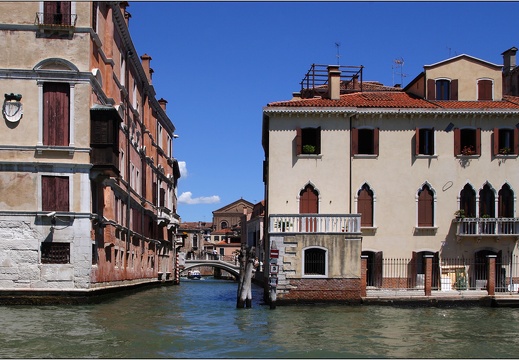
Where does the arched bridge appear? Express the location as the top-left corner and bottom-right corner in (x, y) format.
(182, 259), (241, 278)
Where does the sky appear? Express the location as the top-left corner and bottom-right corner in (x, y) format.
(127, 1), (519, 223)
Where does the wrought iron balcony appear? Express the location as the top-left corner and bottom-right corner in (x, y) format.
(35, 12), (77, 28)
(455, 217), (519, 237)
(269, 214), (361, 234)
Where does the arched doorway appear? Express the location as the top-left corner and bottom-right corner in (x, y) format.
(299, 184), (318, 232)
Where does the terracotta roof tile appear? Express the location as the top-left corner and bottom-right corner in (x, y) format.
(430, 100), (519, 109)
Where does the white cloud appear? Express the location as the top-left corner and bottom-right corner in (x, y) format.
(178, 192), (220, 205)
(178, 161), (188, 178)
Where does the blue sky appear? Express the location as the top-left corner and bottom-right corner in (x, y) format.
(128, 1), (519, 223)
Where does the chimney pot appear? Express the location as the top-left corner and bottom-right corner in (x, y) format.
(327, 65), (341, 100)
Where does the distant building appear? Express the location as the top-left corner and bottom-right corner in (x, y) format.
(0, 2), (181, 301)
(212, 198), (254, 231)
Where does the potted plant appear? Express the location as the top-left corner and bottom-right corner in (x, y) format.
(499, 147), (512, 155)
(454, 209), (465, 219)
(302, 144), (316, 154)
(461, 145), (475, 156)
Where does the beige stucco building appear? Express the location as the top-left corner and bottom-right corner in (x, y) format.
(0, 2), (181, 301)
(262, 54), (519, 304)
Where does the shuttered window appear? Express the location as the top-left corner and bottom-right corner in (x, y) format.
(493, 127), (519, 155)
(42, 176), (69, 212)
(479, 184), (495, 218)
(358, 184), (374, 227)
(296, 127), (321, 155)
(44, 1), (71, 25)
(299, 184), (318, 214)
(352, 128), (379, 155)
(454, 128), (481, 156)
(43, 82), (70, 146)
(478, 79), (493, 100)
(416, 128), (434, 155)
(427, 79), (458, 100)
(418, 185), (434, 227)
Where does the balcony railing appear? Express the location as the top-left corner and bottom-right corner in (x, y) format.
(269, 214), (361, 234)
(35, 12), (77, 27)
(455, 217), (519, 236)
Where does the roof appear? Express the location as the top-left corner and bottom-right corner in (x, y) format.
(179, 221), (214, 231)
(424, 54), (502, 70)
(268, 92), (438, 109)
(267, 92), (519, 111)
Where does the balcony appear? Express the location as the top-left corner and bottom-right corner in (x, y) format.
(269, 214), (361, 234)
(455, 217), (519, 237)
(35, 12), (77, 38)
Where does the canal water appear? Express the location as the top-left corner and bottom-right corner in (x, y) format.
(1, 277), (519, 358)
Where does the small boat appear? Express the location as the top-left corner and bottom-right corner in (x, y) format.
(187, 270), (202, 280)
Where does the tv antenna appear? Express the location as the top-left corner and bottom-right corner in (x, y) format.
(335, 42), (341, 65)
(392, 57), (407, 87)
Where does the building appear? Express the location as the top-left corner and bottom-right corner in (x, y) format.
(212, 198), (254, 231)
(178, 221), (213, 259)
(0, 2), (181, 301)
(262, 53), (519, 304)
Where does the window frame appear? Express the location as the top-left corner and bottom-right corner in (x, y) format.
(415, 127), (435, 156)
(41, 175), (70, 212)
(352, 127), (379, 156)
(296, 127), (321, 155)
(41, 242), (70, 264)
(302, 246), (328, 278)
(477, 78), (494, 101)
(493, 127), (519, 156)
(416, 183), (435, 228)
(356, 183), (375, 228)
(454, 128), (481, 156)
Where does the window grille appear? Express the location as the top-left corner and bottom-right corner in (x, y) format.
(304, 248), (326, 275)
(41, 242), (70, 264)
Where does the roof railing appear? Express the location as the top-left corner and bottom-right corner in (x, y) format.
(299, 64), (364, 99)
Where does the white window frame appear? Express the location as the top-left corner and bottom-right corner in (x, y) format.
(302, 246), (328, 278)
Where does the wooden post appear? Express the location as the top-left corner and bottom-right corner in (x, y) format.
(424, 254), (433, 296)
(361, 255), (368, 298)
(237, 247), (255, 308)
(487, 255), (497, 296)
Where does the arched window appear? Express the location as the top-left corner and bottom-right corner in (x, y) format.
(303, 247), (327, 276)
(220, 221), (228, 229)
(479, 184), (495, 217)
(299, 184), (318, 214)
(499, 184), (514, 218)
(358, 184), (374, 227)
(460, 184), (476, 217)
(418, 184), (434, 227)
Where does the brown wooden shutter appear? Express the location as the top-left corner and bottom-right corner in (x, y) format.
(43, 83), (69, 146)
(42, 176), (69, 211)
(415, 128), (420, 155)
(299, 185), (318, 214)
(358, 187), (373, 227)
(295, 127), (302, 155)
(478, 80), (492, 100)
(418, 186), (434, 227)
(515, 127), (519, 155)
(427, 79), (436, 100)
(493, 128), (499, 156)
(160, 188), (166, 207)
(453, 128), (460, 156)
(44, 2), (57, 24)
(352, 127), (358, 155)
(451, 79), (458, 100)
(476, 128), (481, 155)
(374, 128), (380, 156)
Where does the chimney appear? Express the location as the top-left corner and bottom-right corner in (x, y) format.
(327, 65), (341, 100)
(502, 47), (517, 75)
(291, 92), (301, 100)
(158, 98), (168, 111)
(141, 54), (152, 83)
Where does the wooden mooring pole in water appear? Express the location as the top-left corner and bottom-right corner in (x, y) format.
(236, 247), (255, 308)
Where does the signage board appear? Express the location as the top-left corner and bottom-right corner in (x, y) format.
(270, 264), (279, 274)
(270, 249), (279, 258)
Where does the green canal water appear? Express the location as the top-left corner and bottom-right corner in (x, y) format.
(1, 277), (519, 358)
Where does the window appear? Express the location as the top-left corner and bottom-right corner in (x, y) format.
(479, 184), (495, 218)
(303, 247), (326, 276)
(454, 128), (481, 156)
(416, 128), (434, 155)
(478, 79), (493, 100)
(493, 128), (519, 155)
(417, 184), (434, 227)
(427, 79), (458, 100)
(498, 184), (514, 218)
(299, 184), (318, 214)
(41, 242), (70, 264)
(44, 1), (71, 25)
(43, 82), (70, 146)
(459, 184), (476, 218)
(221, 221), (228, 229)
(352, 128), (379, 155)
(357, 184), (374, 227)
(296, 127), (321, 155)
(42, 176), (69, 211)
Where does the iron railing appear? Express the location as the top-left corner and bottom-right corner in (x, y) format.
(455, 217), (519, 236)
(35, 12), (77, 27)
(299, 64), (364, 99)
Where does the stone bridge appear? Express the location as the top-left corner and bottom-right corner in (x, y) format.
(182, 259), (241, 278)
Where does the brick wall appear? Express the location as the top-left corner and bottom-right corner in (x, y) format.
(277, 278), (361, 303)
